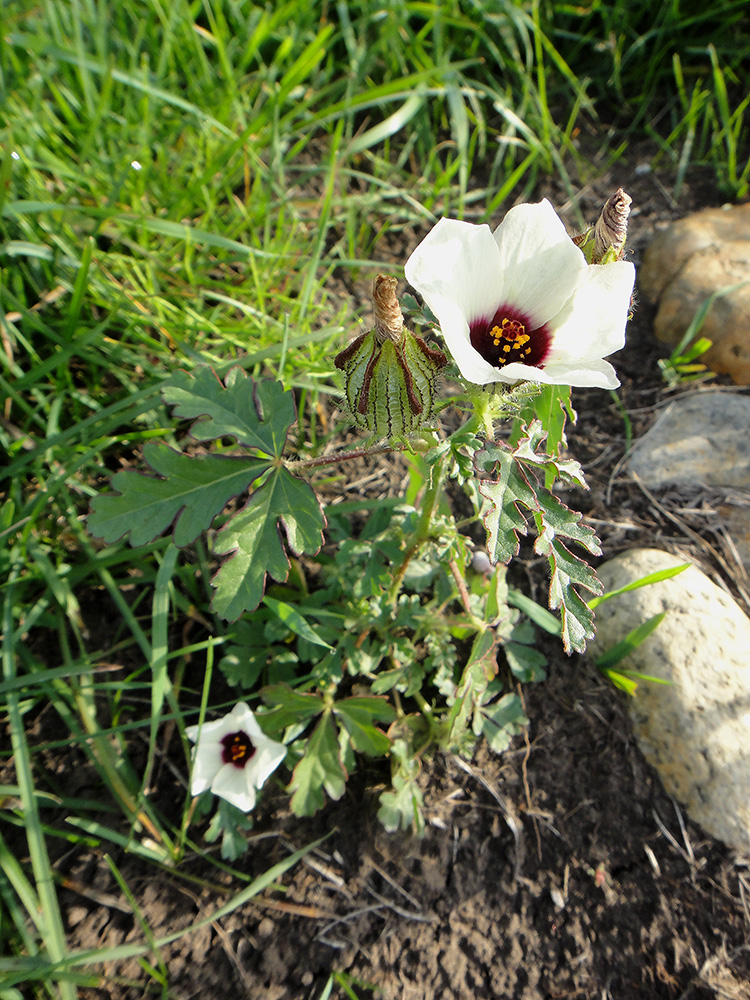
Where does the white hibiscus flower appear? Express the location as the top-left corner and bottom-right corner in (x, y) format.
(404, 199), (635, 390)
(186, 702), (286, 812)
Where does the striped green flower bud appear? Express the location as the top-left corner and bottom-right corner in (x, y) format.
(334, 276), (447, 439)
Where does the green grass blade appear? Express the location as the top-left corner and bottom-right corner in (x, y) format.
(2, 558), (77, 1000)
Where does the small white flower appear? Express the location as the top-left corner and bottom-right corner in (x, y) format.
(404, 200), (636, 390)
(185, 702), (286, 812)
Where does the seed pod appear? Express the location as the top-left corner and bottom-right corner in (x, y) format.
(334, 276), (447, 439)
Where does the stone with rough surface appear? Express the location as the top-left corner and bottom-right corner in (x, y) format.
(624, 391), (750, 489)
(591, 548), (750, 853)
(639, 204), (750, 385)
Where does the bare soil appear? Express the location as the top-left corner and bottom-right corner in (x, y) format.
(65, 648), (750, 1000)
(14, 161), (750, 999)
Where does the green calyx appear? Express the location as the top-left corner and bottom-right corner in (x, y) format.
(334, 327), (447, 439)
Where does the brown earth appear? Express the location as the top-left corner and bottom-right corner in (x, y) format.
(64, 647), (750, 1000)
(11, 160), (750, 999)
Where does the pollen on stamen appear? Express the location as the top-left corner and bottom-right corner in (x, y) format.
(470, 304), (552, 371)
(221, 729), (257, 769)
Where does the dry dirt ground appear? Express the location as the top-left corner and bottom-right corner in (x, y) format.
(12, 162), (750, 999)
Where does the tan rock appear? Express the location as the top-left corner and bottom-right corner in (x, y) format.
(640, 203), (750, 302)
(591, 548), (750, 853)
(654, 242), (750, 383)
(639, 204), (750, 385)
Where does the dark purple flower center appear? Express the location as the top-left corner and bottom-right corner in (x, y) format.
(469, 304), (551, 371)
(220, 730), (257, 769)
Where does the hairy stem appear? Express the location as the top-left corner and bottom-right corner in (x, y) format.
(284, 442), (408, 471)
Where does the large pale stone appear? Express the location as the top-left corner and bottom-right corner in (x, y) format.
(654, 243), (750, 383)
(591, 548), (750, 853)
(639, 203), (750, 302)
(625, 391), (750, 489)
(639, 204), (750, 385)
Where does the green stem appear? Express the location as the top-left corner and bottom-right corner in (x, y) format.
(412, 690), (433, 719)
(388, 452), (447, 605)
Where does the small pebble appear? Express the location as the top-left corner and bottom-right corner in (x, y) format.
(257, 917), (275, 939)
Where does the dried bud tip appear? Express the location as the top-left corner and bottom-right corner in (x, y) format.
(594, 188), (632, 261)
(372, 274), (404, 344)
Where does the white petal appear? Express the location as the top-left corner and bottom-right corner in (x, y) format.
(405, 218), (505, 326)
(487, 356), (620, 389)
(186, 719), (220, 743)
(492, 200), (588, 327)
(224, 705), (285, 785)
(247, 739), (287, 790)
(186, 710), (241, 745)
(225, 702), (265, 740)
(547, 260), (635, 364)
(227, 701), (253, 725)
(190, 740), (223, 795)
(212, 764), (257, 812)
(538, 357), (620, 389)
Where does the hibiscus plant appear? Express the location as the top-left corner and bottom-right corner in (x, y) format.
(89, 193), (635, 856)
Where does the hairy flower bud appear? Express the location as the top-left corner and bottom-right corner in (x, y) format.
(334, 276), (447, 439)
(594, 188), (631, 262)
(573, 188), (632, 265)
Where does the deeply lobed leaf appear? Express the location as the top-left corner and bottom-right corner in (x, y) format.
(477, 443), (537, 564)
(211, 466), (325, 620)
(535, 534), (602, 654)
(162, 368), (297, 455)
(476, 423), (603, 655)
(88, 444), (269, 546)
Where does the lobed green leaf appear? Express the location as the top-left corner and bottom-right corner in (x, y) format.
(447, 629), (499, 745)
(259, 683), (326, 733)
(535, 492), (601, 556)
(162, 368), (297, 454)
(88, 445), (269, 547)
(211, 466), (324, 621)
(377, 773), (425, 835)
(334, 695), (396, 756)
(376, 738), (425, 835)
(288, 712), (346, 816)
(476, 692), (528, 753)
(535, 535), (601, 654)
(477, 443), (537, 564)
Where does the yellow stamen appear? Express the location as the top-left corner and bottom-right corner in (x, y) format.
(491, 318), (529, 351)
